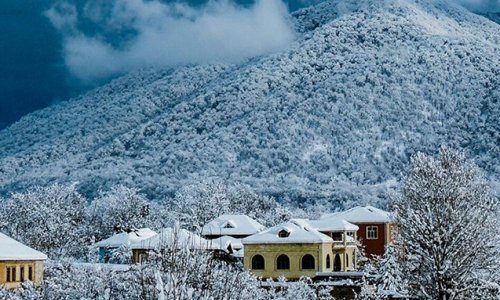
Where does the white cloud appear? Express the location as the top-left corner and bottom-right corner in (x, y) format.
(46, 0), (296, 83)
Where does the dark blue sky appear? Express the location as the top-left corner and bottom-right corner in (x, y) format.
(0, 0), (307, 129)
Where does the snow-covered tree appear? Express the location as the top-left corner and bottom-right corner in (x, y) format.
(171, 181), (290, 232)
(394, 147), (499, 299)
(374, 243), (407, 299)
(0, 183), (87, 258)
(87, 185), (156, 240)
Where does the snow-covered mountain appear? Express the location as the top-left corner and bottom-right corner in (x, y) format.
(0, 0), (498, 205)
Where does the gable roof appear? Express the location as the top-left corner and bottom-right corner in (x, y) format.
(307, 218), (359, 232)
(242, 219), (333, 245)
(131, 228), (208, 250)
(0, 232), (48, 261)
(321, 206), (392, 224)
(201, 214), (266, 236)
(203, 235), (243, 253)
(95, 228), (157, 248)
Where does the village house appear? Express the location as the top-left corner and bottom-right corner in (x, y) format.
(130, 227), (212, 264)
(202, 214), (265, 254)
(0, 232), (47, 288)
(307, 218), (359, 271)
(201, 214), (266, 240)
(321, 206), (393, 258)
(242, 219), (340, 279)
(94, 228), (157, 263)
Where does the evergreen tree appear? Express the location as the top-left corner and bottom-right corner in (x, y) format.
(375, 243), (407, 299)
(394, 147), (499, 299)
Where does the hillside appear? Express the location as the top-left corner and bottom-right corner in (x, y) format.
(0, 0), (498, 205)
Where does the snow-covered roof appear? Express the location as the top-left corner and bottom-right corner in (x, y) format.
(207, 235), (243, 250)
(321, 206), (392, 224)
(201, 214), (265, 237)
(95, 228), (157, 248)
(307, 219), (359, 232)
(131, 228), (209, 250)
(0, 232), (48, 261)
(242, 219), (333, 245)
(233, 248), (244, 258)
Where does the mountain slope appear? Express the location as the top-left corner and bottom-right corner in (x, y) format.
(0, 0), (498, 205)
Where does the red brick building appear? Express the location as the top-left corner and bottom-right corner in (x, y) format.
(321, 206), (393, 258)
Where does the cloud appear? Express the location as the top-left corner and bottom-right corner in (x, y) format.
(45, 0), (296, 83)
(456, 0), (500, 12)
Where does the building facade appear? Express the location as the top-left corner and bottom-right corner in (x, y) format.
(0, 233), (47, 288)
(242, 219), (357, 279)
(322, 206), (393, 258)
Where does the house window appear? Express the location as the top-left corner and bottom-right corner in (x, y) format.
(7, 266), (17, 282)
(251, 255), (265, 270)
(334, 254), (342, 271)
(28, 266), (33, 281)
(367, 226), (378, 239)
(301, 254), (315, 270)
(20, 266), (24, 282)
(326, 254), (331, 269)
(223, 222), (234, 229)
(331, 232), (343, 241)
(278, 230), (290, 238)
(276, 255), (290, 270)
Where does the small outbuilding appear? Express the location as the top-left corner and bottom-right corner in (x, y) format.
(0, 232), (47, 288)
(130, 227), (209, 263)
(94, 228), (157, 263)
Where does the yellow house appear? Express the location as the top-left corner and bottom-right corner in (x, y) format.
(307, 218), (359, 272)
(242, 219), (336, 279)
(0, 232), (47, 288)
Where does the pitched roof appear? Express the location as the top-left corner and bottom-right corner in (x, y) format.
(321, 206), (392, 223)
(131, 228), (208, 250)
(242, 219), (333, 244)
(95, 228), (157, 248)
(201, 214), (266, 236)
(307, 219), (359, 232)
(209, 235), (243, 250)
(0, 232), (48, 261)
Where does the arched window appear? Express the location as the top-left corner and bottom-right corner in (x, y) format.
(301, 254), (315, 269)
(276, 254), (290, 270)
(334, 254), (342, 271)
(251, 255), (265, 270)
(326, 254), (331, 269)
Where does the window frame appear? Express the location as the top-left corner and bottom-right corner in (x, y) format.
(7, 266), (17, 282)
(28, 266), (33, 281)
(278, 230), (290, 238)
(276, 254), (290, 270)
(366, 226), (378, 240)
(251, 255), (265, 270)
(301, 254), (315, 270)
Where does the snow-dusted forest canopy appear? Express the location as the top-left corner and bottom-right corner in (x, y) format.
(0, 148), (498, 299)
(0, 0), (498, 207)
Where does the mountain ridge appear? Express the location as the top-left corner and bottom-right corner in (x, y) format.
(1, 0), (498, 205)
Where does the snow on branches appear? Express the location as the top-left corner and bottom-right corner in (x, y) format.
(394, 147), (499, 299)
